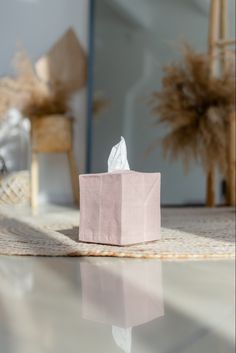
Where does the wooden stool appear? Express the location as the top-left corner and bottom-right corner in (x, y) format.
(30, 115), (80, 209)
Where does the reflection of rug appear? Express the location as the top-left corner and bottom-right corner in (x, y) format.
(0, 208), (235, 260)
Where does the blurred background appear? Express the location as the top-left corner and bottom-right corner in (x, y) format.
(0, 0), (235, 207)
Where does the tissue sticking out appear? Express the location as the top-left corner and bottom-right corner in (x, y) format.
(112, 326), (132, 353)
(108, 136), (130, 173)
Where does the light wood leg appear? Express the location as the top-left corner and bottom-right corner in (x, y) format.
(228, 112), (236, 206)
(207, 0), (220, 208)
(31, 152), (39, 209)
(208, 0), (220, 73)
(67, 149), (80, 206)
(219, 0), (227, 71)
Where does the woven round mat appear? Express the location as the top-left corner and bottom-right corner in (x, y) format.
(0, 208), (235, 260)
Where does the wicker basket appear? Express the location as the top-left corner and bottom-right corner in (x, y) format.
(0, 170), (30, 205)
(31, 115), (73, 153)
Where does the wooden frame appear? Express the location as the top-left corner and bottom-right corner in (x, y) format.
(86, 0), (96, 173)
(207, 0), (235, 207)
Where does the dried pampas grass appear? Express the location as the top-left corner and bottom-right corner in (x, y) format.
(0, 48), (69, 119)
(0, 49), (41, 118)
(149, 45), (235, 173)
(21, 84), (69, 118)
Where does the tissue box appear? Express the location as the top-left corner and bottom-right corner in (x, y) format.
(80, 259), (164, 328)
(79, 171), (161, 245)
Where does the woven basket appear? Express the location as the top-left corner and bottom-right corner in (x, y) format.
(0, 170), (30, 205)
(31, 115), (73, 153)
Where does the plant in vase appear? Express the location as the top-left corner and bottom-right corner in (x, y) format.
(149, 45), (235, 206)
(0, 48), (79, 207)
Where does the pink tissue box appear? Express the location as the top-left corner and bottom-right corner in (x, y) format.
(79, 171), (161, 245)
(81, 260), (164, 328)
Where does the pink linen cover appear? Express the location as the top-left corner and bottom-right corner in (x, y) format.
(79, 171), (161, 246)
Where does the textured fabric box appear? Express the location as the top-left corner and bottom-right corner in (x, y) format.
(79, 171), (161, 245)
(80, 260), (164, 328)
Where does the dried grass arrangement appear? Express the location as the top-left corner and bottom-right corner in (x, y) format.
(1, 48), (102, 122)
(21, 85), (69, 118)
(0, 48), (69, 120)
(149, 45), (235, 175)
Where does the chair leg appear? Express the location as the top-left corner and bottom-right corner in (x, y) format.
(67, 149), (80, 206)
(31, 152), (39, 209)
(228, 112), (236, 206)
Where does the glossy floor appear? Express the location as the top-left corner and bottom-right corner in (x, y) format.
(0, 256), (235, 353)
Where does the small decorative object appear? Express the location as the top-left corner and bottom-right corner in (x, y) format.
(79, 137), (161, 246)
(149, 45), (235, 206)
(0, 157), (30, 205)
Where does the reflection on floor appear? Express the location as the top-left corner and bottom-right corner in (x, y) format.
(0, 256), (234, 353)
(0, 204), (235, 353)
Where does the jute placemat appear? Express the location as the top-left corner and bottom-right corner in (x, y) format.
(0, 208), (235, 260)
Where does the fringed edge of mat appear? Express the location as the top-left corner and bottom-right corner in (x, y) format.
(1, 249), (235, 260)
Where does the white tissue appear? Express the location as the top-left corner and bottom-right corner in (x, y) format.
(112, 326), (132, 353)
(108, 137), (130, 173)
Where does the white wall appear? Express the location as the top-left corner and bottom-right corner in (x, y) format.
(0, 0), (89, 203)
(92, 0), (235, 205)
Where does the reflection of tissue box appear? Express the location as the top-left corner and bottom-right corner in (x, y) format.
(79, 171), (161, 245)
(81, 260), (164, 328)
